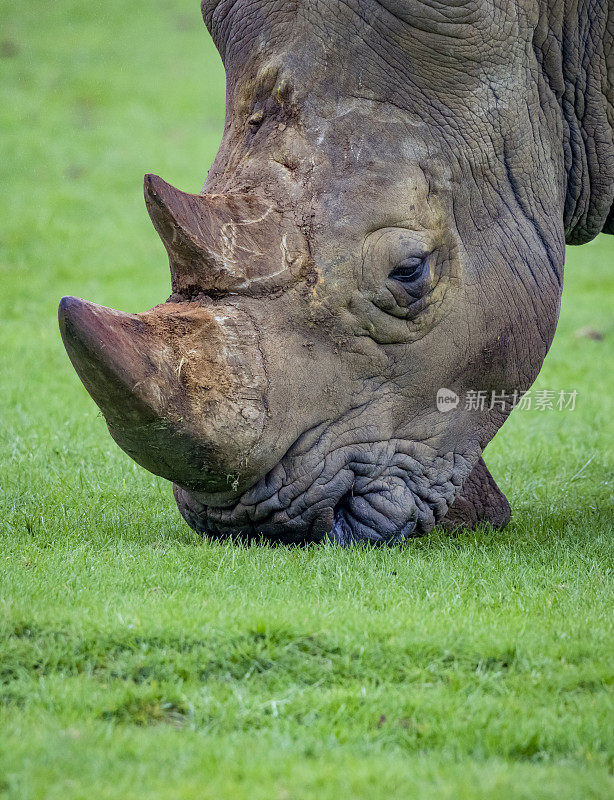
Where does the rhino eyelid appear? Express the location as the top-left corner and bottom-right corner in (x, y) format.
(388, 256), (428, 283)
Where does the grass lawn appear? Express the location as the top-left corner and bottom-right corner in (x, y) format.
(1, 1), (613, 798)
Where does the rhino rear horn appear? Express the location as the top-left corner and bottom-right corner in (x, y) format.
(144, 174), (216, 274)
(144, 174), (279, 294)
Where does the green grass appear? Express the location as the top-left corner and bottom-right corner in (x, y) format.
(1, 1), (613, 798)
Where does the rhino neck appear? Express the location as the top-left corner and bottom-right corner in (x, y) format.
(534, 0), (614, 243)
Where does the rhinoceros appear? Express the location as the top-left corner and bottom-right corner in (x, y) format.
(59, 1), (614, 544)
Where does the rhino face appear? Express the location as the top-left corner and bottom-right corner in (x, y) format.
(59, 1), (613, 542)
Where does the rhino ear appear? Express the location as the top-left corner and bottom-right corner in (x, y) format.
(535, 4), (614, 244)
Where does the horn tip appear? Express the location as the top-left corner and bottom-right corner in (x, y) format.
(58, 295), (85, 335)
(144, 173), (167, 203)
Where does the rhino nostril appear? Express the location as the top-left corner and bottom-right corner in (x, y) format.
(247, 109), (264, 126)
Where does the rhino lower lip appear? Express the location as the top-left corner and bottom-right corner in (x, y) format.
(328, 505), (419, 544)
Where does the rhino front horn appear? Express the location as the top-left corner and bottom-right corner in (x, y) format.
(58, 296), (162, 426)
(58, 295), (268, 501)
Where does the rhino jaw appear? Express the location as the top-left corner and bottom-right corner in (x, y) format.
(58, 295), (267, 502)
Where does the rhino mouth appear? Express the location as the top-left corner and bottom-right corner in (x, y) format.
(173, 417), (475, 544)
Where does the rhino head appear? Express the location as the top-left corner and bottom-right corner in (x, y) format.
(59, 1), (613, 543)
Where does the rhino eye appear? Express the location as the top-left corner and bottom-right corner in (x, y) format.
(388, 256), (427, 284)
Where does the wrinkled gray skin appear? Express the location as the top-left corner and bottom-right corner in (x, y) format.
(59, 1), (614, 544)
